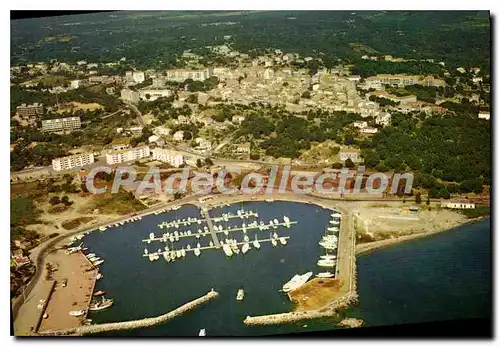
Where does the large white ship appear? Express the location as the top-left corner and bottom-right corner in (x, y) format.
(282, 272), (313, 292)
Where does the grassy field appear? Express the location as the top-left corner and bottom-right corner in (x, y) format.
(82, 190), (146, 216)
(61, 216), (95, 230)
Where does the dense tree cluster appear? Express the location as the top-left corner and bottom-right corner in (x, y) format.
(351, 60), (444, 78)
(360, 112), (490, 192)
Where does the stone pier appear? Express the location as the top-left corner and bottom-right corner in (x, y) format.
(39, 290), (219, 336)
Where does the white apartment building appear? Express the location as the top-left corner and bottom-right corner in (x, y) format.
(166, 68), (213, 82)
(151, 148), (184, 167)
(375, 113), (392, 127)
(133, 71), (145, 84)
(173, 131), (184, 141)
(121, 88), (140, 104)
(353, 121), (368, 129)
(478, 112), (490, 120)
(105, 146), (150, 165)
(441, 200), (476, 209)
(70, 80), (81, 89)
(128, 126), (144, 136)
(139, 88), (172, 101)
(339, 151), (360, 163)
(231, 115), (246, 124)
(41, 117), (81, 133)
(194, 138), (212, 152)
(361, 127), (379, 134)
(52, 153), (95, 171)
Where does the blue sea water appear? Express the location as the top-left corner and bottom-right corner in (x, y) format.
(81, 202), (490, 336)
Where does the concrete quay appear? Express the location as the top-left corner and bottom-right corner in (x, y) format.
(39, 289), (219, 336)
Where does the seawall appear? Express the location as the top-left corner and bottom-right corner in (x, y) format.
(38, 290), (219, 336)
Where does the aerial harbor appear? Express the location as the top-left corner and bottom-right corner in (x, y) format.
(10, 9), (490, 337)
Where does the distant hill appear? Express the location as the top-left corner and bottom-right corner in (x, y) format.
(10, 11), (490, 70)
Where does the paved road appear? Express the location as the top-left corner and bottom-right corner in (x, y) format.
(126, 102), (145, 127)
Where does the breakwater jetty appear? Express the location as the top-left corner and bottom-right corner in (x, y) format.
(39, 289), (219, 336)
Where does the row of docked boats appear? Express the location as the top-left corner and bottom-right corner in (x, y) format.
(146, 216), (294, 244)
(153, 205), (181, 216)
(86, 253), (105, 266)
(315, 211), (342, 277)
(156, 209), (260, 229)
(98, 216), (142, 232)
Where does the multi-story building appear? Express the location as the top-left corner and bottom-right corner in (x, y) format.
(478, 112), (490, 120)
(353, 121), (368, 129)
(366, 74), (445, 88)
(52, 153), (95, 171)
(173, 131), (184, 141)
(339, 150), (360, 163)
(105, 146), (150, 165)
(132, 71), (145, 84)
(121, 88), (140, 104)
(70, 80), (81, 89)
(361, 127), (379, 134)
(375, 113), (392, 127)
(166, 68), (213, 82)
(16, 103), (44, 118)
(139, 88), (172, 101)
(235, 143), (251, 154)
(41, 116), (81, 133)
(128, 126), (144, 136)
(441, 200), (476, 209)
(151, 148), (184, 167)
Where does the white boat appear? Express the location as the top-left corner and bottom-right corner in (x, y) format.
(209, 241), (214, 247)
(93, 260), (104, 266)
(90, 257), (101, 262)
(320, 255), (336, 260)
(253, 235), (261, 249)
(222, 244), (233, 257)
(187, 245), (191, 250)
(323, 234), (338, 240)
(282, 272), (313, 292)
(243, 235), (250, 242)
(163, 252), (170, 261)
(199, 329), (206, 336)
(316, 272), (334, 278)
(273, 218), (279, 224)
(89, 297), (113, 311)
(69, 310), (85, 317)
(96, 273), (103, 280)
(86, 253), (96, 258)
(271, 238), (278, 247)
(194, 248), (201, 257)
(317, 259), (336, 267)
(242, 242), (250, 254)
(319, 242), (337, 250)
(279, 237), (287, 245)
(328, 227), (339, 232)
(273, 232), (279, 239)
(99, 226), (106, 232)
(330, 220), (339, 225)
(236, 288), (245, 301)
(197, 243), (201, 248)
